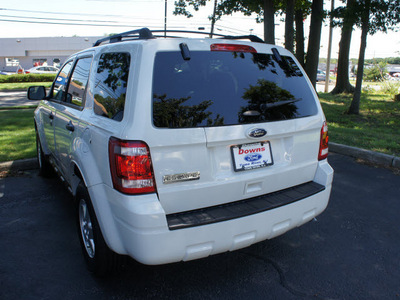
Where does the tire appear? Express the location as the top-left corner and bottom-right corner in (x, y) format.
(76, 182), (124, 276)
(36, 132), (53, 177)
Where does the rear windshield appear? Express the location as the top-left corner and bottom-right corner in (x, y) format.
(152, 51), (318, 128)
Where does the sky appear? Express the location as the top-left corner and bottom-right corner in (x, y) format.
(0, 0), (399, 60)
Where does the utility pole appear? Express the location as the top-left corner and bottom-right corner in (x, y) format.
(164, 0), (167, 37)
(210, 0), (217, 38)
(325, 0), (334, 92)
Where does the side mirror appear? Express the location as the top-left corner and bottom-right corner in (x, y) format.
(27, 86), (46, 100)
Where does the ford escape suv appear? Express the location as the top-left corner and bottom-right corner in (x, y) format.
(28, 28), (333, 275)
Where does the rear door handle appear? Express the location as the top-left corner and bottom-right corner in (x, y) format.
(66, 121), (75, 132)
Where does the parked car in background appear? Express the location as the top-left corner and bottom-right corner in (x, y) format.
(316, 69), (327, 82)
(0, 71), (9, 75)
(28, 27), (333, 276)
(25, 66), (59, 74)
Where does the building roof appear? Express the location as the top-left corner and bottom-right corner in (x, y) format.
(0, 36), (101, 57)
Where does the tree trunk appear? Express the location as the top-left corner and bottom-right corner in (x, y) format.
(285, 0), (295, 53)
(304, 0), (324, 88)
(348, 0), (370, 114)
(295, 8), (305, 67)
(331, 0), (356, 94)
(263, 0), (275, 44)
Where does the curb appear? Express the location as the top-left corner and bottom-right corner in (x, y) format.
(329, 142), (400, 169)
(0, 89), (27, 92)
(0, 143), (399, 173)
(0, 158), (38, 172)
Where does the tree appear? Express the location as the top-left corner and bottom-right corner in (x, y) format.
(304, 0), (324, 88)
(348, 0), (400, 114)
(331, 0), (357, 94)
(348, 0), (370, 114)
(174, 0), (277, 43)
(284, 0), (295, 52)
(295, 8), (306, 66)
(263, 0), (276, 44)
(363, 62), (387, 81)
(173, 0), (325, 85)
(292, 1), (312, 66)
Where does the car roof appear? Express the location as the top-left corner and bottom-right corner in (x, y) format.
(93, 27), (265, 47)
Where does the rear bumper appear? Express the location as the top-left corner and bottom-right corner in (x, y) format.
(89, 160), (333, 265)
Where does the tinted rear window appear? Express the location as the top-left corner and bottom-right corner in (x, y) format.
(152, 51), (318, 128)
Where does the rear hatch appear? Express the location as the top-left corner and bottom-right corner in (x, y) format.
(150, 41), (322, 214)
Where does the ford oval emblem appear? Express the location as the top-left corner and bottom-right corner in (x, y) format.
(248, 128), (267, 138)
(244, 154), (262, 162)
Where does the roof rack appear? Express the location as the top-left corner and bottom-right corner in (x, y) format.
(93, 27), (264, 47)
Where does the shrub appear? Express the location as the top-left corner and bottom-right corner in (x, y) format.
(0, 74), (56, 83)
(380, 80), (400, 96)
(364, 62), (387, 82)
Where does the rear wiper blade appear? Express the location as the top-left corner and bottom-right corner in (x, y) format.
(263, 98), (300, 109)
(241, 98), (301, 117)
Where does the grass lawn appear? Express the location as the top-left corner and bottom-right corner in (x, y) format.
(0, 82), (52, 90)
(0, 108), (36, 162)
(319, 92), (400, 157)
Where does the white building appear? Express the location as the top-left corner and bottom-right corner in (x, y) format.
(0, 36), (100, 72)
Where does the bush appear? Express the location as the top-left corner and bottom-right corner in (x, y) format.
(364, 62), (387, 82)
(380, 80), (400, 96)
(0, 74), (56, 83)
(362, 85), (374, 94)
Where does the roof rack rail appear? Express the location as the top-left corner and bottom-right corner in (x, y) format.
(222, 35), (264, 44)
(93, 28), (154, 47)
(93, 27), (265, 47)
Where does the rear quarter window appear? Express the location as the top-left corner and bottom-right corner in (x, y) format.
(93, 52), (130, 122)
(152, 51), (318, 128)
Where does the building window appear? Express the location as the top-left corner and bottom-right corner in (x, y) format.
(33, 59), (47, 67)
(5, 58), (19, 67)
(53, 58), (61, 68)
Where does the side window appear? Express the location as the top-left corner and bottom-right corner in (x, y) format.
(93, 52), (130, 122)
(66, 57), (92, 108)
(52, 61), (73, 101)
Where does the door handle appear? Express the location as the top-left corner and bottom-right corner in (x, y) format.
(66, 121), (75, 132)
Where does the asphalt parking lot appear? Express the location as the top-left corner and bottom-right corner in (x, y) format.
(1, 153), (400, 300)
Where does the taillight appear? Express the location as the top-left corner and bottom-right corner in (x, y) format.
(318, 121), (329, 161)
(109, 137), (156, 194)
(210, 44), (257, 53)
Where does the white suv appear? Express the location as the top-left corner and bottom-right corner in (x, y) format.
(28, 28), (333, 275)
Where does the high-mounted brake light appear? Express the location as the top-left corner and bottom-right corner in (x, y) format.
(210, 43), (257, 53)
(109, 137), (156, 194)
(318, 121), (329, 161)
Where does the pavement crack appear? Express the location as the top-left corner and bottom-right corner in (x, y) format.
(240, 251), (328, 299)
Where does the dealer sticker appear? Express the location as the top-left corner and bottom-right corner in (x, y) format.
(231, 141), (273, 172)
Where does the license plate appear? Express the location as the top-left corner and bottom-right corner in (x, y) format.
(231, 141), (273, 172)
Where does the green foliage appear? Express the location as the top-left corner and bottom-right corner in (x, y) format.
(0, 74), (56, 84)
(153, 94), (224, 127)
(240, 79), (297, 122)
(380, 80), (400, 95)
(94, 93), (126, 119)
(332, 0), (400, 35)
(0, 82), (52, 91)
(365, 57), (400, 64)
(364, 62), (388, 81)
(174, 0), (273, 23)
